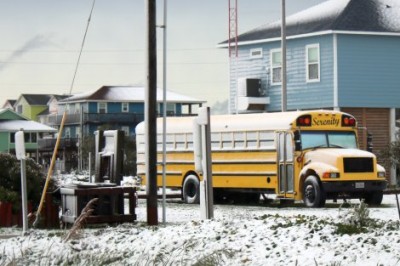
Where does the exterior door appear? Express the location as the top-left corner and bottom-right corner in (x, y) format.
(277, 132), (294, 196)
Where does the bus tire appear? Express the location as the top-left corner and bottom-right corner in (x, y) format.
(182, 175), (200, 204)
(364, 191), (383, 206)
(303, 175), (326, 208)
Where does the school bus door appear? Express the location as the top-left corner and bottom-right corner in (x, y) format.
(277, 131), (294, 198)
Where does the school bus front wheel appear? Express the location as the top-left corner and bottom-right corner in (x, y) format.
(303, 175), (326, 208)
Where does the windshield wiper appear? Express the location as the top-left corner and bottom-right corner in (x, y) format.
(329, 144), (344, 148)
(306, 144), (327, 150)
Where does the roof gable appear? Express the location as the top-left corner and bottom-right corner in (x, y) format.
(0, 108), (27, 121)
(2, 99), (16, 108)
(221, 0), (400, 45)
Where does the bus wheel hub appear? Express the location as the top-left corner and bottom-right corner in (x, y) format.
(305, 185), (315, 200)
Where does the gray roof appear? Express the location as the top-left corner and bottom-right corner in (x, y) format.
(220, 0), (400, 45)
(21, 94), (52, 105)
(3, 99), (16, 107)
(60, 86), (206, 104)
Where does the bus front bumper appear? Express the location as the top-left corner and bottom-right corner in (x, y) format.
(322, 180), (387, 193)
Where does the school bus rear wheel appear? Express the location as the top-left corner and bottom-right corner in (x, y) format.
(182, 175), (200, 204)
(303, 175), (326, 208)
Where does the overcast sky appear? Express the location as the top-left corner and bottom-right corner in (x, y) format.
(0, 0), (325, 106)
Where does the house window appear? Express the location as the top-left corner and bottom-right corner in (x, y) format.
(270, 49), (282, 85)
(121, 126), (129, 136)
(74, 103), (80, 113)
(65, 127), (71, 138)
(250, 48), (263, 59)
(167, 103), (175, 116)
(76, 126), (81, 138)
(306, 44), (320, 82)
(66, 104), (74, 114)
(17, 105), (23, 114)
(10, 133), (15, 143)
(98, 102), (107, 114)
(22, 133), (37, 143)
(122, 102), (129, 113)
(31, 133), (37, 143)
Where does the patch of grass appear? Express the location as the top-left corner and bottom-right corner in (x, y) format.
(335, 223), (368, 235)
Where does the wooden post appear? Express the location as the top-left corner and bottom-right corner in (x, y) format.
(145, 0), (158, 225)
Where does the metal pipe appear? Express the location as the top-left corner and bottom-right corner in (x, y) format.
(161, 0), (167, 224)
(281, 0), (287, 112)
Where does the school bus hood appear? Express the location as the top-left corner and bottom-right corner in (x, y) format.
(303, 148), (375, 166)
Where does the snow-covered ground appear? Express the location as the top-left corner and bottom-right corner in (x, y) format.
(1, 195), (400, 265)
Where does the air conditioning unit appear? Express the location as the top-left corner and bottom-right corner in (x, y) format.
(238, 78), (262, 97)
(236, 78), (269, 113)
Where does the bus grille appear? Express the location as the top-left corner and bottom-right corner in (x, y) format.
(343, 158), (374, 173)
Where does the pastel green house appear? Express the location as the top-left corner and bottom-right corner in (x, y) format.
(14, 94), (52, 122)
(0, 109), (56, 159)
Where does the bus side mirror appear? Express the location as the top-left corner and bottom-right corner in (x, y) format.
(294, 131), (302, 151)
(367, 132), (373, 152)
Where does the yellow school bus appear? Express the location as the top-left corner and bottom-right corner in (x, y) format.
(135, 110), (387, 207)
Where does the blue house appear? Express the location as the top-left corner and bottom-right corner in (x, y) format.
(39, 85), (205, 171)
(219, 0), (400, 184)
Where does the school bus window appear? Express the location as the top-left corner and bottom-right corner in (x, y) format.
(286, 136), (293, 158)
(301, 131), (327, 150)
(222, 132), (232, 142)
(234, 132), (245, 148)
(176, 133), (185, 142)
(187, 133), (193, 149)
(166, 134), (174, 150)
(260, 131), (274, 148)
(246, 131), (258, 148)
(287, 165), (294, 191)
(300, 131), (357, 150)
(327, 131), (357, 149)
(175, 134), (185, 149)
(176, 142), (186, 149)
(222, 132), (232, 149)
(211, 132), (220, 149)
(157, 134), (163, 143)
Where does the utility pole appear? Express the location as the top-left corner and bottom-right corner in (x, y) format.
(281, 0), (287, 112)
(145, 0), (158, 225)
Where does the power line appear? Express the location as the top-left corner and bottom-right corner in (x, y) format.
(0, 61), (227, 66)
(68, 0), (96, 95)
(0, 47), (222, 53)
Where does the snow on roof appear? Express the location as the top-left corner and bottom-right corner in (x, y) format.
(61, 86), (206, 104)
(136, 110), (345, 134)
(220, 0), (400, 45)
(0, 120), (57, 132)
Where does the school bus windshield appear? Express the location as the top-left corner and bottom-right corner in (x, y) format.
(300, 131), (358, 150)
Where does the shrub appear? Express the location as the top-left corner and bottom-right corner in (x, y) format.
(335, 201), (373, 235)
(0, 153), (54, 212)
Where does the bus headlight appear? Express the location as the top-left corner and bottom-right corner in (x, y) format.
(378, 172), (386, 178)
(322, 172), (340, 179)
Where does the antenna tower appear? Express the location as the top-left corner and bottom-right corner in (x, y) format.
(228, 0), (238, 57)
